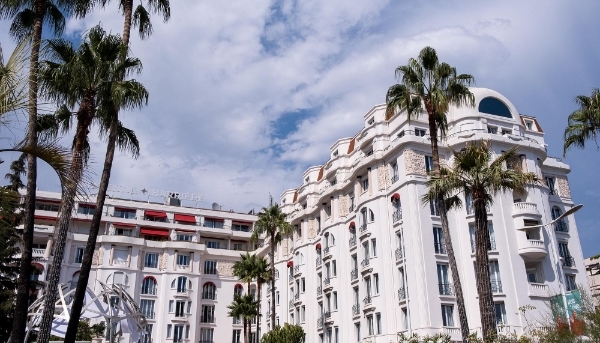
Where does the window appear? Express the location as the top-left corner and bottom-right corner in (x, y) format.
(369, 209), (375, 222)
(429, 199), (439, 216)
(175, 276), (188, 293)
(363, 242), (370, 260)
(173, 325), (184, 342)
(201, 305), (215, 323)
(545, 176), (556, 195)
(390, 162), (399, 182)
(349, 193), (355, 211)
(361, 177), (369, 193)
(494, 302), (507, 324)
(374, 274), (379, 294)
(558, 242), (572, 261)
(175, 300), (186, 317)
(166, 324), (172, 338)
(176, 234), (192, 241)
(204, 219), (224, 229)
(368, 117), (374, 125)
(333, 292), (338, 310)
(177, 254), (190, 267)
(433, 227), (446, 254)
(525, 120), (533, 130)
(234, 284), (243, 297)
(74, 247), (84, 263)
(30, 267), (42, 281)
(141, 324), (152, 343)
(376, 313), (382, 334)
(367, 314), (374, 335)
(232, 243), (243, 250)
(566, 274), (577, 291)
(296, 224), (302, 238)
(36, 203), (59, 211)
(441, 305), (454, 326)
(115, 228), (132, 236)
(437, 264), (451, 295)
(141, 277), (157, 295)
(332, 261), (337, 276)
(355, 323), (361, 342)
(204, 260), (217, 274)
(77, 205), (95, 215)
(200, 328), (214, 342)
(479, 97), (512, 118)
(488, 126), (498, 134)
(232, 329), (241, 343)
(489, 261), (502, 293)
(232, 223), (250, 232)
(365, 276), (372, 297)
(168, 300), (174, 312)
(206, 241), (220, 249)
(301, 305), (306, 322)
(114, 208), (136, 219)
(203, 282), (217, 300)
(301, 278), (306, 292)
(425, 155), (434, 172)
(275, 291), (280, 305)
(335, 327), (339, 343)
(402, 308), (408, 329)
(415, 128), (426, 137)
(112, 248), (128, 265)
(144, 253), (158, 268)
(371, 239), (377, 257)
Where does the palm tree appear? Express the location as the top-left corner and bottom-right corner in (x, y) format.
(254, 256), (271, 340)
(34, 26), (147, 343)
(228, 294), (258, 343)
(564, 88), (600, 156)
(423, 141), (539, 340)
(385, 46), (475, 342)
(1, 1), (96, 340)
(251, 204), (293, 326)
(67, 2), (169, 340)
(233, 253), (256, 341)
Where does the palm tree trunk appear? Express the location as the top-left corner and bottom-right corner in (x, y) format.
(270, 233), (276, 326)
(10, 2), (44, 342)
(63, 2), (133, 340)
(474, 197), (496, 341)
(257, 280), (262, 340)
(37, 105), (92, 343)
(243, 318), (248, 343)
(428, 113), (470, 342)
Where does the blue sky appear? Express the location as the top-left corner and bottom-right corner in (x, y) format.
(1, 0), (599, 257)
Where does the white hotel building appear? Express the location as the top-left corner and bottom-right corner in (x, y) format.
(262, 88), (589, 342)
(28, 190), (262, 343)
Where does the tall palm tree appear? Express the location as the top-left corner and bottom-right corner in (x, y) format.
(423, 141), (539, 340)
(254, 256), (271, 340)
(385, 46), (475, 342)
(233, 253), (256, 340)
(1, 1), (96, 341)
(67, 2), (169, 340)
(35, 26), (147, 343)
(228, 294), (258, 343)
(251, 204), (293, 326)
(563, 88), (600, 156)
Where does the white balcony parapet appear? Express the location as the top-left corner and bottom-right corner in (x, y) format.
(513, 202), (537, 211)
(32, 248), (46, 257)
(443, 327), (461, 336)
(528, 283), (549, 297)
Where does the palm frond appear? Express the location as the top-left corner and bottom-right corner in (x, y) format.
(133, 5), (153, 39)
(0, 37), (29, 116)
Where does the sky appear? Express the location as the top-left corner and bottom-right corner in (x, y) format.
(0, 0), (599, 257)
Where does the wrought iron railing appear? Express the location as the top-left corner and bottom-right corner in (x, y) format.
(391, 174), (399, 184)
(293, 265), (300, 273)
(324, 311), (331, 319)
(289, 300), (294, 308)
(562, 256), (575, 267)
(434, 242), (447, 254)
(490, 280), (503, 293)
(359, 223), (368, 233)
(200, 315), (215, 323)
(324, 246), (330, 255)
(349, 235), (357, 248)
(363, 295), (372, 305)
(351, 269), (358, 280)
(554, 220), (569, 232)
(352, 304), (360, 315)
(317, 317), (323, 328)
(398, 287), (406, 300)
(324, 277), (331, 286)
(361, 259), (370, 268)
(395, 247), (403, 260)
(470, 237), (497, 252)
(438, 283), (454, 295)
(202, 291), (216, 300)
(316, 256), (322, 267)
(317, 286), (322, 295)
(393, 210), (402, 222)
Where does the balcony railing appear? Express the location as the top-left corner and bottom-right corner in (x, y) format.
(434, 242), (447, 254)
(361, 258), (370, 268)
(391, 174), (399, 184)
(274, 269), (279, 279)
(316, 256), (322, 267)
(289, 300), (294, 308)
(324, 277), (331, 286)
(200, 316), (215, 323)
(438, 283), (454, 295)
(395, 247), (404, 260)
(317, 286), (322, 296)
(490, 280), (503, 293)
(324, 246), (330, 255)
(293, 265), (300, 274)
(352, 304), (359, 315)
(393, 210), (402, 223)
(359, 223), (368, 233)
(363, 295), (372, 305)
(554, 220), (569, 232)
(32, 248), (46, 257)
(350, 269), (358, 280)
(398, 287), (406, 300)
(317, 317), (323, 328)
(294, 293), (299, 300)
(323, 311), (331, 319)
(202, 292), (216, 300)
(562, 256), (575, 267)
(349, 235), (357, 248)
(470, 237), (496, 253)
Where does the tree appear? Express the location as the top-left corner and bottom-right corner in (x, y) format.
(386, 46), (475, 342)
(251, 204), (293, 326)
(563, 88), (600, 156)
(259, 323), (305, 343)
(233, 253), (256, 341)
(35, 25), (147, 343)
(228, 294), (258, 343)
(66, 1), (170, 340)
(423, 141), (539, 340)
(254, 256), (271, 340)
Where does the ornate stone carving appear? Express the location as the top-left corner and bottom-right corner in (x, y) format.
(377, 165), (390, 190)
(339, 195), (349, 217)
(217, 261), (235, 277)
(556, 176), (572, 199)
(92, 247), (102, 266)
(281, 238), (289, 257)
(159, 251), (168, 271)
(404, 149), (426, 175)
(308, 219), (317, 239)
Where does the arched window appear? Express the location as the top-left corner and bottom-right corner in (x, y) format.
(369, 209), (375, 222)
(329, 235), (335, 246)
(478, 97), (512, 118)
(70, 271), (80, 290)
(552, 206), (568, 232)
(141, 277), (157, 295)
(173, 276), (188, 293)
(234, 284), (243, 297)
(324, 233), (330, 248)
(551, 206), (562, 220)
(360, 208), (368, 225)
(202, 282), (216, 300)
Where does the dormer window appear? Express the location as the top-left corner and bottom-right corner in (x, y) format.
(415, 129), (426, 137)
(366, 149), (373, 157)
(333, 150), (339, 157)
(368, 118), (374, 125)
(397, 131), (405, 138)
(305, 177), (310, 184)
(302, 203), (307, 210)
(488, 126), (498, 134)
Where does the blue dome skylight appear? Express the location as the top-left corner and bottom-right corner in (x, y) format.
(478, 97), (512, 118)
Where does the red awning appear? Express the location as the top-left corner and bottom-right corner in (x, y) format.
(140, 227), (170, 237)
(349, 221), (355, 229)
(145, 210), (167, 218)
(113, 222), (137, 228)
(287, 261), (294, 268)
(174, 214), (196, 223)
(316, 243), (321, 250)
(35, 215), (57, 221)
(32, 262), (44, 270)
(391, 193), (400, 202)
(204, 217), (224, 222)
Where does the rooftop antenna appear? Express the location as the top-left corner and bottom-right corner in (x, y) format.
(269, 193), (273, 206)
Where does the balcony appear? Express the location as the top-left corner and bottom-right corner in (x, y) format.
(438, 283), (454, 296)
(293, 265), (301, 276)
(391, 174), (399, 184)
(294, 293), (301, 304)
(350, 269), (358, 281)
(323, 277), (332, 291)
(289, 300), (294, 309)
(317, 286), (322, 297)
(393, 210), (402, 223)
(395, 248), (404, 262)
(323, 310), (331, 321)
(359, 223), (369, 238)
(363, 295), (373, 309)
(490, 280), (503, 293)
(512, 202), (541, 218)
(443, 327), (461, 336)
(352, 304), (360, 316)
(562, 256), (576, 268)
(528, 283), (549, 297)
(173, 289), (191, 298)
(317, 317), (323, 329)
(349, 235), (357, 249)
(361, 259), (372, 273)
(199, 316), (215, 324)
(554, 220), (569, 233)
(398, 287), (406, 301)
(172, 313), (191, 321)
(518, 239), (547, 259)
(323, 246), (332, 259)
(32, 248), (46, 258)
(434, 243), (447, 255)
(470, 238), (497, 253)
(201, 292), (216, 300)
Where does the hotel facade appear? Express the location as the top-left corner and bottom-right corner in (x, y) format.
(262, 88), (589, 343)
(28, 190), (262, 343)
